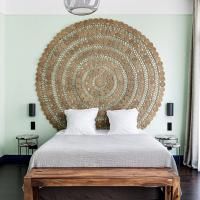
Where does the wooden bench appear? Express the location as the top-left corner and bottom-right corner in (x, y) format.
(24, 167), (180, 200)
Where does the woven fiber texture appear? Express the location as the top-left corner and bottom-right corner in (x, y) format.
(36, 18), (165, 130)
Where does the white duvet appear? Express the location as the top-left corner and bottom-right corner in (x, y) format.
(28, 131), (177, 173)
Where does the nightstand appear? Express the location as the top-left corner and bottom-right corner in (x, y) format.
(155, 135), (181, 167)
(16, 134), (39, 155)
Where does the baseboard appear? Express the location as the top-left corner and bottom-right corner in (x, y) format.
(0, 155), (31, 165)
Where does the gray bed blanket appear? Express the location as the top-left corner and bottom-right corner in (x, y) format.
(28, 132), (177, 174)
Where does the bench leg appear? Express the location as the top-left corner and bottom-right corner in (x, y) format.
(24, 176), (39, 200)
(165, 186), (172, 200)
(24, 177), (34, 200)
(172, 177), (181, 200)
(33, 187), (39, 200)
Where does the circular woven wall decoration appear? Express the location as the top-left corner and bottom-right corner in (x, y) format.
(36, 18), (165, 130)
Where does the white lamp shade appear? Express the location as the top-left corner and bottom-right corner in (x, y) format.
(64, 0), (100, 15)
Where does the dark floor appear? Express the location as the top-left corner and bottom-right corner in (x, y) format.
(0, 164), (27, 200)
(0, 164), (199, 200)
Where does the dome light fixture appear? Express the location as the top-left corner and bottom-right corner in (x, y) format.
(64, 0), (100, 16)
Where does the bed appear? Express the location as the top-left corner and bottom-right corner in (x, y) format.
(24, 131), (180, 200)
(25, 18), (180, 200)
(28, 130), (177, 169)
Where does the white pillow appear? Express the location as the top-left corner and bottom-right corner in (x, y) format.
(107, 109), (139, 134)
(64, 108), (99, 135)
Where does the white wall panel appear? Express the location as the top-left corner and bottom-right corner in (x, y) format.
(0, 0), (193, 15)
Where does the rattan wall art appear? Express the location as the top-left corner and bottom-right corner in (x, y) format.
(36, 18), (165, 130)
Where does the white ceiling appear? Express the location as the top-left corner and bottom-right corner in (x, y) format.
(0, 0), (193, 15)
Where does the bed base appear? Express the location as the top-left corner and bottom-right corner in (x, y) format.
(24, 167), (180, 200)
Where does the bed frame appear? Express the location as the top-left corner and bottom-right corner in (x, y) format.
(24, 167), (180, 200)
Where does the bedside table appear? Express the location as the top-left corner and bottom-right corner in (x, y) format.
(155, 135), (181, 167)
(16, 134), (39, 155)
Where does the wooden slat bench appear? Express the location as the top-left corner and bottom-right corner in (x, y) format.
(24, 167), (180, 200)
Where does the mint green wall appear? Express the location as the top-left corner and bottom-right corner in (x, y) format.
(0, 14), (5, 157)
(2, 15), (192, 154)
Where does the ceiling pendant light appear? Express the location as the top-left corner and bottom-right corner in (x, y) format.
(64, 0), (100, 16)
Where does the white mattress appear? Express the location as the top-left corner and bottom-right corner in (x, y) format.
(28, 131), (177, 173)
